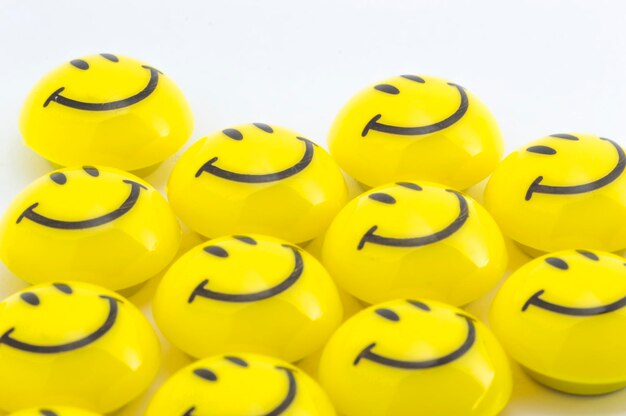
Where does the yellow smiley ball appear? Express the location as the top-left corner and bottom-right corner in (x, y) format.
(490, 249), (626, 395)
(19, 53), (193, 171)
(485, 133), (626, 254)
(146, 353), (335, 416)
(167, 123), (349, 243)
(328, 74), (503, 189)
(0, 166), (181, 290)
(319, 299), (512, 416)
(8, 407), (102, 416)
(321, 181), (507, 306)
(153, 234), (343, 362)
(0, 282), (160, 413)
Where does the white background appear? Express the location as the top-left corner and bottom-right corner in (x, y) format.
(1, 0), (626, 414)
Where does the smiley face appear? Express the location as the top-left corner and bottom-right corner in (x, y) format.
(0, 166), (181, 290)
(167, 124), (348, 243)
(146, 354), (336, 416)
(0, 282), (160, 413)
(8, 407), (102, 416)
(328, 74), (503, 189)
(153, 234), (343, 362)
(490, 249), (626, 395)
(318, 299), (511, 416)
(485, 133), (626, 254)
(321, 182), (506, 306)
(20, 54), (193, 170)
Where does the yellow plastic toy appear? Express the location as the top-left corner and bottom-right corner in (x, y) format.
(167, 123), (348, 243)
(318, 299), (512, 416)
(0, 282), (160, 413)
(19, 53), (193, 172)
(8, 407), (101, 416)
(146, 353), (336, 416)
(321, 181), (507, 305)
(485, 133), (626, 254)
(0, 166), (181, 290)
(328, 74), (503, 189)
(153, 234), (343, 362)
(490, 249), (626, 395)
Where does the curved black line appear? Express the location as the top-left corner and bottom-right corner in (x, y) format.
(522, 289), (626, 316)
(361, 83), (468, 137)
(525, 138), (626, 201)
(43, 65), (161, 111)
(265, 367), (297, 416)
(188, 245), (303, 303)
(195, 137), (314, 183)
(353, 314), (475, 369)
(16, 180), (146, 229)
(357, 190), (469, 250)
(0, 295), (120, 353)
(181, 366), (296, 416)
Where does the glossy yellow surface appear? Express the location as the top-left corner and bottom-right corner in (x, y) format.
(153, 234), (343, 362)
(328, 74), (503, 189)
(8, 407), (101, 416)
(490, 249), (626, 394)
(319, 299), (512, 416)
(167, 123), (349, 243)
(0, 166), (181, 290)
(0, 282), (160, 413)
(321, 181), (507, 305)
(20, 54), (193, 171)
(485, 133), (626, 254)
(146, 353), (336, 416)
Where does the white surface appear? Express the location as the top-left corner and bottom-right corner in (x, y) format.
(1, 0), (626, 414)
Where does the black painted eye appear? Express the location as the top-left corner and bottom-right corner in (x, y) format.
(83, 166), (100, 177)
(526, 145), (556, 155)
(40, 410), (58, 416)
(396, 182), (422, 191)
(374, 84), (400, 95)
(20, 292), (40, 306)
(253, 123), (273, 133)
(576, 249), (599, 261)
(375, 308), (400, 321)
(223, 128), (243, 140)
(407, 299), (431, 311)
(50, 172), (67, 185)
(233, 235), (257, 245)
(70, 59), (89, 70)
(53, 283), (73, 294)
(225, 356), (249, 367)
(550, 133), (579, 141)
(545, 257), (568, 270)
(401, 74), (425, 83)
(204, 246), (229, 258)
(368, 192), (396, 204)
(193, 368), (217, 381)
(100, 53), (119, 62)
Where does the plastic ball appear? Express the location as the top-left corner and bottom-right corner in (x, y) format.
(490, 249), (626, 394)
(328, 74), (503, 189)
(167, 123), (348, 243)
(19, 54), (193, 171)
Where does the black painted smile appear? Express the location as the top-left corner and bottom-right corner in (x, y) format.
(16, 180), (146, 230)
(525, 137), (626, 201)
(188, 245), (304, 303)
(195, 137), (315, 183)
(361, 83), (468, 137)
(0, 295), (120, 353)
(358, 190), (469, 250)
(183, 366), (297, 416)
(522, 289), (626, 316)
(354, 314), (476, 369)
(43, 65), (161, 111)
